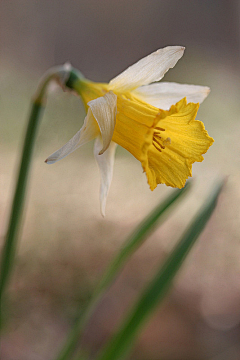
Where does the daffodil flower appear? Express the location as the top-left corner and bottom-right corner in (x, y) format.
(46, 46), (213, 216)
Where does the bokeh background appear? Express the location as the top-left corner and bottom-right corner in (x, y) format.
(1, 1), (240, 359)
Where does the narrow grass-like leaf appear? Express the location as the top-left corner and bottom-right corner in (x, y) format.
(97, 182), (191, 292)
(96, 181), (224, 360)
(54, 183), (190, 360)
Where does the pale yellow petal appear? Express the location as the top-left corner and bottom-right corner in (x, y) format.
(45, 109), (99, 164)
(133, 82), (210, 110)
(88, 91), (117, 155)
(109, 46), (185, 92)
(94, 136), (117, 217)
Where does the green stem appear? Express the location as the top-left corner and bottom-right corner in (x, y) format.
(0, 102), (43, 300)
(0, 65), (72, 329)
(54, 183), (190, 360)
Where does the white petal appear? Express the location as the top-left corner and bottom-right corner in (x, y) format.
(45, 109), (99, 164)
(94, 137), (117, 217)
(88, 91), (117, 155)
(109, 46), (185, 92)
(133, 82), (210, 110)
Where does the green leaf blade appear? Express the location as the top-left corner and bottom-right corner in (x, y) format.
(97, 182), (191, 292)
(97, 181), (224, 360)
(54, 184), (191, 360)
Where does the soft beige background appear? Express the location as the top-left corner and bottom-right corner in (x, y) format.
(1, 1), (240, 359)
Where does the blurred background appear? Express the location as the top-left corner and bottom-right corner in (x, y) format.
(1, 1), (240, 359)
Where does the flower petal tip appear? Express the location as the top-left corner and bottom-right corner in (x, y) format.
(172, 45), (185, 55)
(63, 61), (72, 72)
(45, 158), (54, 164)
(100, 203), (106, 217)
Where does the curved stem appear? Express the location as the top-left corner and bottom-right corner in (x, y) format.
(0, 102), (43, 302)
(0, 65), (73, 329)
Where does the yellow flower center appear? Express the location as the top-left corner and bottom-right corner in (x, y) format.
(152, 127), (165, 152)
